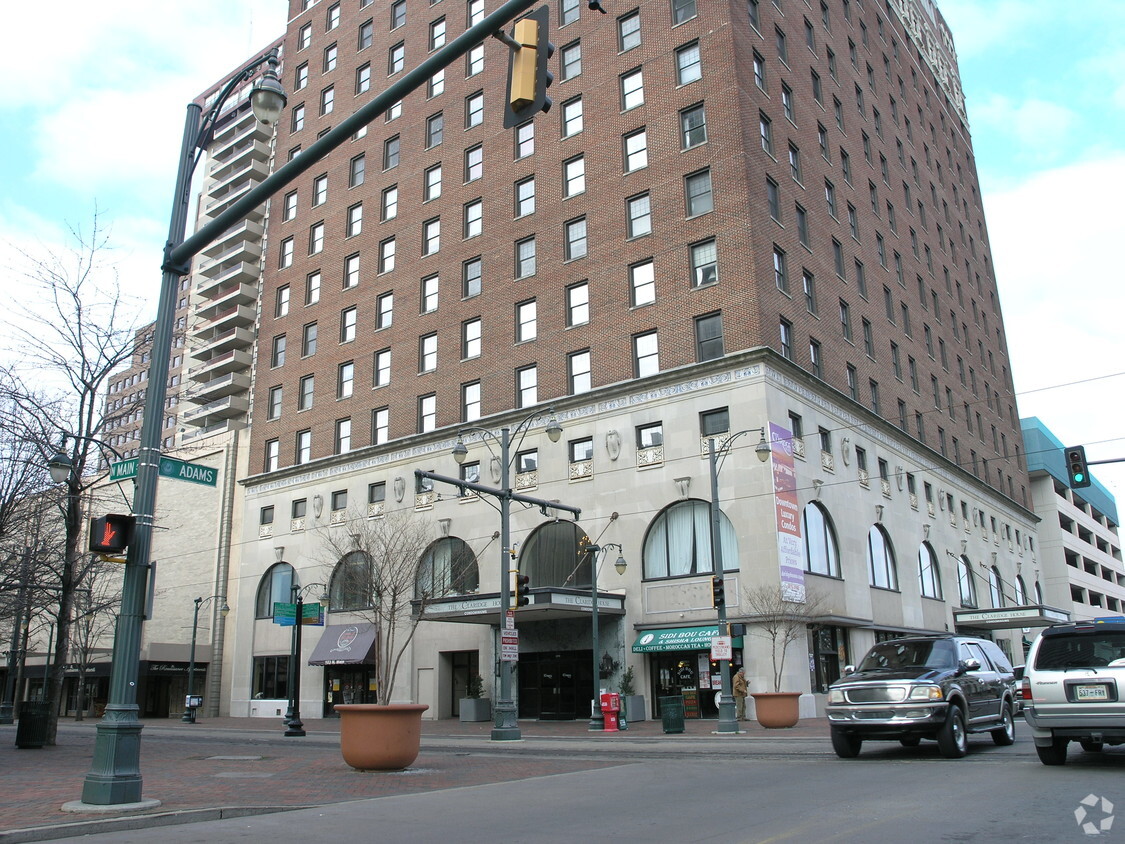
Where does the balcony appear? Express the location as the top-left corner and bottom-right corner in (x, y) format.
(201, 219), (265, 260)
(203, 303), (256, 333)
(209, 137), (271, 183)
(196, 261), (260, 298)
(212, 108), (273, 155)
(207, 155), (270, 203)
(192, 371), (252, 403)
(188, 347), (252, 379)
(182, 393), (250, 424)
(190, 326), (255, 361)
(204, 178), (264, 221)
(195, 282), (257, 319)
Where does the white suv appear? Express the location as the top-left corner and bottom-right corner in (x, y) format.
(1021, 619), (1125, 765)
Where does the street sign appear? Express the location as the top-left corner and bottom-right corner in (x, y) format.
(109, 458), (138, 482)
(500, 628), (520, 662)
(273, 602), (325, 627)
(107, 456), (218, 486)
(710, 636), (733, 661)
(159, 456), (218, 486)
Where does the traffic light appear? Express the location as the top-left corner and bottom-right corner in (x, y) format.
(89, 513), (136, 554)
(1065, 445), (1091, 488)
(514, 573), (532, 607)
(502, 5), (554, 129)
(711, 575), (725, 609)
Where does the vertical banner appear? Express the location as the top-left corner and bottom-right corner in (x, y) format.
(769, 422), (806, 602)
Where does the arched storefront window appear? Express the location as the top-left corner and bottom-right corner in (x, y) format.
(256, 562), (295, 618)
(803, 502), (840, 577)
(917, 542), (942, 600)
(416, 537), (479, 598)
(866, 525), (898, 590)
(957, 555), (976, 607)
(642, 499), (738, 580)
(1014, 575), (1028, 606)
(989, 566), (1004, 608)
(329, 550), (374, 611)
(521, 521), (591, 587)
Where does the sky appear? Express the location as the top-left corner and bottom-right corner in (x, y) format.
(0, 1), (1121, 502)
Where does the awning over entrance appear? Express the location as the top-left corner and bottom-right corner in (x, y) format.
(952, 604), (1070, 631)
(417, 588), (625, 624)
(309, 623), (378, 665)
(632, 626), (744, 653)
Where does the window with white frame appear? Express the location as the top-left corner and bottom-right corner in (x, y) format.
(634, 331), (659, 377)
(631, 260), (655, 305)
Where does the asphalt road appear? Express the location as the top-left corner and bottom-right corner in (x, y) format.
(36, 734), (1125, 844)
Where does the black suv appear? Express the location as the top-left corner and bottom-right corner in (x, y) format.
(826, 635), (1017, 758)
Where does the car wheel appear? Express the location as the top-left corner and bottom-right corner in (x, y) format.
(937, 706), (968, 758)
(831, 728), (862, 759)
(1036, 738), (1069, 766)
(1080, 740), (1104, 753)
(991, 703), (1015, 746)
(899, 737), (921, 747)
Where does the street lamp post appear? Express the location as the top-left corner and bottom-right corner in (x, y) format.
(285, 584), (328, 738)
(181, 596), (229, 723)
(579, 542), (627, 731)
(419, 409), (577, 742)
(78, 52), (285, 808)
(707, 428), (771, 735)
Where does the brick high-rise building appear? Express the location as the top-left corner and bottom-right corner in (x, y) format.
(228, 0), (1050, 723)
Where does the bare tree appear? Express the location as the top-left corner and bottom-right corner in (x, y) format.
(67, 562), (122, 720)
(0, 214), (142, 744)
(742, 584), (827, 692)
(315, 508), (440, 704)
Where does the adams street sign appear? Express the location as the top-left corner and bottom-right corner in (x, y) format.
(108, 456), (218, 487)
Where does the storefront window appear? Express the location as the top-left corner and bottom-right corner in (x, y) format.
(255, 563), (295, 618)
(802, 502), (839, 577)
(808, 625), (848, 692)
(643, 499), (738, 579)
(252, 655), (289, 700)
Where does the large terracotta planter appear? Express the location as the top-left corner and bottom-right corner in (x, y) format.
(751, 692), (801, 729)
(335, 704), (429, 771)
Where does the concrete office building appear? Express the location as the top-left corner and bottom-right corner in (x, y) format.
(230, 0), (1046, 722)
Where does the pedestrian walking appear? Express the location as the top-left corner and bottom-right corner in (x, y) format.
(733, 667), (748, 721)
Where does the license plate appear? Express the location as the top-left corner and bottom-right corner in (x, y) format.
(1075, 684), (1110, 701)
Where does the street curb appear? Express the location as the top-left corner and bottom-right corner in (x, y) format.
(0, 806), (309, 844)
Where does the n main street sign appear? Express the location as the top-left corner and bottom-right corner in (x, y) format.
(108, 456), (218, 487)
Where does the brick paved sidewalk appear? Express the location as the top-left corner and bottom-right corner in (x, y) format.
(0, 715), (829, 840)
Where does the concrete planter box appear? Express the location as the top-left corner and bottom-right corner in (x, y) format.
(459, 697), (492, 722)
(623, 694), (647, 722)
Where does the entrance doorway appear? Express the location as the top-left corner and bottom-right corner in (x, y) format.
(323, 666), (376, 716)
(518, 650), (593, 720)
(450, 651), (480, 718)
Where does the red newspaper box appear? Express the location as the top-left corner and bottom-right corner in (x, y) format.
(600, 692), (621, 732)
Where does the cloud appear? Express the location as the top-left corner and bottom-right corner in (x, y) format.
(970, 95), (1079, 174)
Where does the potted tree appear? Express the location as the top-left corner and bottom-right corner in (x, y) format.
(317, 508), (438, 770)
(743, 584), (825, 728)
(459, 674), (491, 722)
(618, 666), (646, 722)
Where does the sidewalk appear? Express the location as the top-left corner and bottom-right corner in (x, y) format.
(0, 714), (830, 842)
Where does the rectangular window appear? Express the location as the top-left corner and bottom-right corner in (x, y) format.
(568, 349), (592, 393)
(685, 169), (713, 216)
(695, 312), (724, 361)
(681, 103), (707, 148)
(633, 331), (659, 377)
(466, 91), (484, 127)
(516, 237), (536, 278)
(275, 286), (290, 318)
(570, 437), (594, 463)
(766, 178), (780, 221)
(272, 334), (286, 367)
(426, 112), (443, 148)
(373, 348), (391, 387)
(463, 257), (482, 298)
(338, 361), (354, 399)
(371, 407), (389, 445)
(760, 113), (773, 154)
(389, 42), (405, 74)
(423, 218), (441, 255)
(355, 63), (371, 94)
(631, 260), (655, 306)
(803, 270), (817, 314)
(780, 318), (793, 360)
(515, 176), (535, 216)
(335, 419), (351, 454)
(462, 381), (481, 423)
(700, 407), (729, 437)
(267, 385), (282, 420)
(561, 41), (582, 80)
(383, 135), (400, 169)
(691, 239), (717, 287)
(419, 333), (437, 373)
(309, 222), (324, 255)
(464, 199), (483, 238)
(627, 193), (652, 238)
(562, 96), (584, 136)
(623, 128), (648, 171)
(673, 0), (697, 24)
(302, 321), (318, 357)
(564, 217), (587, 259)
(810, 339), (822, 378)
(465, 144), (483, 182)
(773, 246), (788, 293)
(566, 281), (589, 326)
(421, 274), (439, 313)
(418, 394), (437, 433)
(296, 429), (312, 465)
(283, 190), (298, 221)
(340, 306), (357, 343)
(516, 299), (537, 342)
(676, 42), (702, 84)
(517, 365), (538, 408)
(564, 155), (586, 197)
(424, 164), (442, 201)
(462, 317), (482, 359)
(346, 203), (363, 237)
(621, 68), (644, 109)
(381, 185), (398, 220)
(619, 11), (641, 50)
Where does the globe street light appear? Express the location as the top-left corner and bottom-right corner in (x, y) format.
(285, 583), (329, 737)
(181, 596), (229, 723)
(708, 427), (771, 735)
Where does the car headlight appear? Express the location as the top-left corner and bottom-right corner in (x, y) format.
(828, 689), (846, 704)
(908, 684), (943, 701)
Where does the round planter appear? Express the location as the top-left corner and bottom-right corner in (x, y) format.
(335, 703), (429, 771)
(751, 692), (801, 729)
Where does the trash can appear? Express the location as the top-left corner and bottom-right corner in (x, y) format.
(15, 702), (50, 749)
(660, 695), (685, 734)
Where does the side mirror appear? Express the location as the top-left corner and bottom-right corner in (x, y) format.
(959, 657), (981, 674)
(843, 664), (856, 676)
(1012, 665), (1025, 681)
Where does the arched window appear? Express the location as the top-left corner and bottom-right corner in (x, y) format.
(256, 562), (295, 618)
(802, 502), (840, 577)
(866, 525), (898, 590)
(416, 537), (479, 598)
(989, 566), (1004, 608)
(1034, 580), (1043, 604)
(1014, 575), (1028, 606)
(957, 555), (976, 607)
(521, 521), (591, 588)
(917, 542), (942, 599)
(329, 551), (374, 611)
(642, 499), (738, 580)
